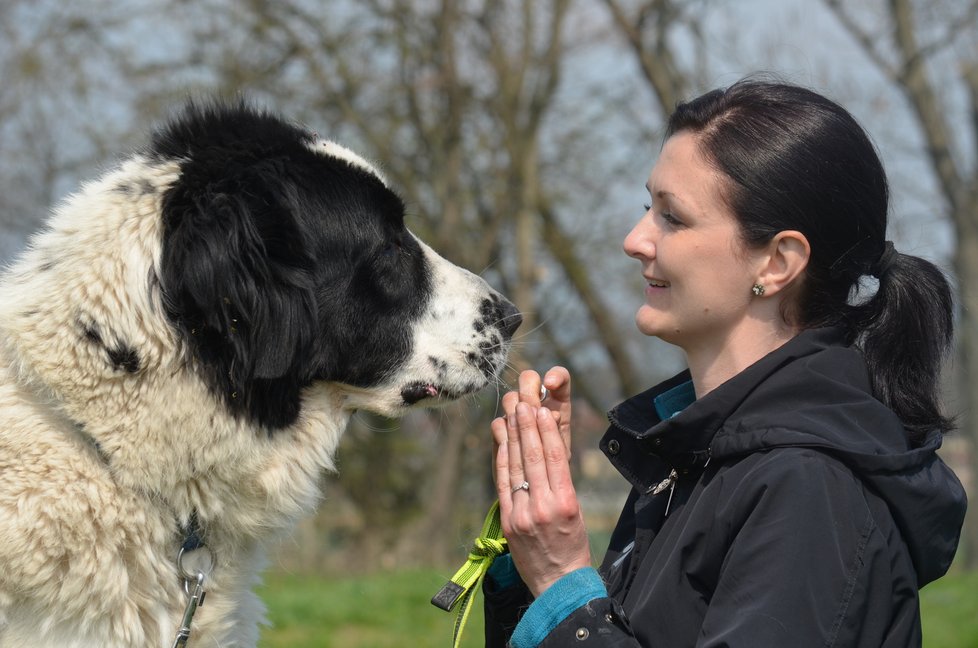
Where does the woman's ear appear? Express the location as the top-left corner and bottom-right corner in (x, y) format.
(755, 230), (811, 296)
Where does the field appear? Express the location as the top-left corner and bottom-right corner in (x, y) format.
(257, 568), (978, 647)
(258, 569), (485, 648)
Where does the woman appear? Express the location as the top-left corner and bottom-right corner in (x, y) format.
(485, 79), (967, 647)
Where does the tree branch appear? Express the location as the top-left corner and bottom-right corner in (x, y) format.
(822, 0), (899, 79)
(888, 0), (968, 218)
(603, 0), (686, 115)
(825, 0), (969, 226)
(538, 201), (643, 396)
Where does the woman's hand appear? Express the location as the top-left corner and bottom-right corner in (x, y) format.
(491, 368), (571, 482)
(490, 368), (592, 597)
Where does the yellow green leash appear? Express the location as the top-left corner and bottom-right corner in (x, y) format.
(431, 500), (508, 648)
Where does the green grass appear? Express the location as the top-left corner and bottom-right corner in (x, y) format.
(258, 568), (978, 647)
(258, 569), (484, 648)
(921, 570), (978, 648)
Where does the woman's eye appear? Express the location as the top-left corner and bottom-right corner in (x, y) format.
(644, 204), (681, 227)
(660, 212), (682, 226)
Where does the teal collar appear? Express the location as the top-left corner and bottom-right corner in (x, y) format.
(653, 379), (695, 420)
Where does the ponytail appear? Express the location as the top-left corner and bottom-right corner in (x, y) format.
(849, 248), (955, 444)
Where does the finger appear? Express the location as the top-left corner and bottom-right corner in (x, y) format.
(515, 402), (550, 496)
(536, 405), (573, 493)
(542, 367), (572, 455)
(542, 367), (571, 402)
(492, 416), (515, 519)
(491, 415), (509, 487)
(506, 408), (526, 496)
(501, 390), (519, 417)
(518, 370), (544, 407)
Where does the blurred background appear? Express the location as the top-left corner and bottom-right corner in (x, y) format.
(2, 0), (976, 645)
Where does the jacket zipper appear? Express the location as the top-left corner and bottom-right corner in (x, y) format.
(649, 468), (678, 517)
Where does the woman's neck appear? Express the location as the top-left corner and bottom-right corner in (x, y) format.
(684, 321), (798, 399)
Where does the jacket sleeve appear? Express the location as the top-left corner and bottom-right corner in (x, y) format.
(484, 554), (532, 647)
(534, 596), (640, 647)
(485, 558), (641, 647)
(696, 448), (889, 647)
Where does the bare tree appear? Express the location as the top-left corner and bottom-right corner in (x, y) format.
(0, 3), (133, 250)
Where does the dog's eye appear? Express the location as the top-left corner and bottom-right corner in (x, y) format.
(381, 239), (403, 257)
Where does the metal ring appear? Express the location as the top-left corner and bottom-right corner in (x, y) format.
(539, 385), (549, 402)
(511, 480), (530, 493)
(177, 546), (215, 582)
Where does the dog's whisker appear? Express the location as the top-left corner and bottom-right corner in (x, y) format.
(477, 258), (502, 277)
(510, 317), (550, 342)
(351, 410), (401, 433)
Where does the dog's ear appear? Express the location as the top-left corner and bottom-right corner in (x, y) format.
(160, 168), (319, 421)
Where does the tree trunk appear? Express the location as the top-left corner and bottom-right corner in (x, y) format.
(954, 212), (978, 568)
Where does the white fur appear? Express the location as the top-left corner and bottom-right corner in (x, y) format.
(309, 137), (390, 187)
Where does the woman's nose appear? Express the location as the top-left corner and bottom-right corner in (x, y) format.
(623, 213), (655, 260)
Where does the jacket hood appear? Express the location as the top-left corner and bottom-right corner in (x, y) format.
(606, 327), (967, 585)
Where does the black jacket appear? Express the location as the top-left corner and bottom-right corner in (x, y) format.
(485, 328), (967, 647)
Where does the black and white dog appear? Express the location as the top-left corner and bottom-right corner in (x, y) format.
(0, 102), (520, 647)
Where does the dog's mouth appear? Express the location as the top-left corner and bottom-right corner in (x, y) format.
(401, 382), (438, 405)
(400, 381), (481, 406)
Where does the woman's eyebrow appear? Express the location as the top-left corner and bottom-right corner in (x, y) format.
(646, 184), (679, 202)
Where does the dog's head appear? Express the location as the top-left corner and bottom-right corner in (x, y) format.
(146, 102), (520, 430)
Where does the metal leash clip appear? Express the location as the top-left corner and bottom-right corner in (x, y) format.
(171, 546), (214, 648)
(171, 571), (206, 648)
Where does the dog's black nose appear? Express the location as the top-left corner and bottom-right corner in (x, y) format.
(497, 299), (522, 340)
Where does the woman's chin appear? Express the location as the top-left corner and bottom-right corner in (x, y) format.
(635, 308), (666, 337)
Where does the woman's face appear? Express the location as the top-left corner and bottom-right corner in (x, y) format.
(623, 131), (765, 352)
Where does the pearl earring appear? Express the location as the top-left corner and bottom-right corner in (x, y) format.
(751, 284), (765, 297)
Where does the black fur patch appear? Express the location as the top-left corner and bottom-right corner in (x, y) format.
(81, 322), (141, 373)
(153, 101), (433, 430)
(84, 326), (103, 345)
(107, 346), (141, 374)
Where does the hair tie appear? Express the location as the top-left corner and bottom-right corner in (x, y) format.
(874, 240), (898, 277)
